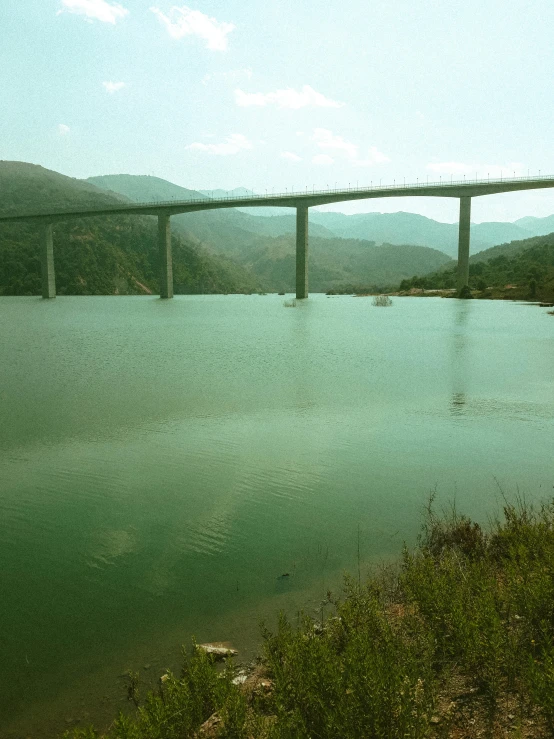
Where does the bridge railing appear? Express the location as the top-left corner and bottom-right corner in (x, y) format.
(129, 174), (554, 209)
(2, 174), (554, 220)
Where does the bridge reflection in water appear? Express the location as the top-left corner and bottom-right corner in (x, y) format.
(1, 175), (553, 300)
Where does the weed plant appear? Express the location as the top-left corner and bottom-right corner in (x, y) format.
(64, 495), (554, 738)
(372, 295), (393, 306)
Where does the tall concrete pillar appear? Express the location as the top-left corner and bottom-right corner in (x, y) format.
(457, 197), (471, 291)
(296, 205), (309, 299)
(158, 213), (173, 299)
(41, 223), (56, 299)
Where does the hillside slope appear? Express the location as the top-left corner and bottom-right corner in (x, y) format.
(397, 232), (554, 302)
(88, 175), (554, 260)
(212, 231), (452, 293)
(309, 210), (539, 258)
(88, 174), (335, 243)
(87, 173), (453, 291)
(0, 163), (260, 296)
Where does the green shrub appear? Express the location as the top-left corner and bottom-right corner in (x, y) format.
(63, 497), (554, 737)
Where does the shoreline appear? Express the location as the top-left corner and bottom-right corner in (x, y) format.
(61, 497), (554, 739)
(354, 288), (554, 305)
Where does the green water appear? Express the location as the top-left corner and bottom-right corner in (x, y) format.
(0, 295), (553, 737)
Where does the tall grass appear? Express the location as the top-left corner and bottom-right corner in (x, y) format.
(64, 496), (554, 737)
(372, 295), (393, 306)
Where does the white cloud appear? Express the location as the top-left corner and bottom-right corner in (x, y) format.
(426, 161), (525, 178)
(355, 146), (391, 167)
(235, 85), (344, 109)
(312, 154), (334, 165)
(186, 133), (252, 156)
(281, 151), (302, 162)
(150, 5), (235, 50)
(367, 146), (389, 163)
(58, 124), (70, 135)
(312, 128), (389, 167)
(313, 128), (357, 159)
(57, 0), (128, 24)
(102, 81), (125, 93)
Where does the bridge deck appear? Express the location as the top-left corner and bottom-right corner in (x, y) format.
(1, 176), (553, 224)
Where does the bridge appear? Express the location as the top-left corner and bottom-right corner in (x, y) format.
(1, 175), (553, 299)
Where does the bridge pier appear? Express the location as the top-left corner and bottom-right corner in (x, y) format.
(457, 196), (471, 291)
(41, 223), (56, 299)
(158, 214), (173, 299)
(296, 205), (309, 299)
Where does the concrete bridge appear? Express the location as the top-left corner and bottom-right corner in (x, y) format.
(1, 175), (553, 299)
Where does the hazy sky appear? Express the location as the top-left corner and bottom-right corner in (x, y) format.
(1, 0), (553, 222)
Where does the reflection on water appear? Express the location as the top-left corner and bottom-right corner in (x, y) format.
(449, 299), (471, 417)
(450, 391), (467, 415)
(0, 295), (553, 737)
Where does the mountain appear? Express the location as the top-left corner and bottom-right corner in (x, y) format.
(397, 231), (554, 302)
(200, 187), (252, 199)
(309, 211), (536, 258)
(89, 175), (334, 243)
(2, 160), (128, 214)
(88, 174), (208, 203)
(6, 164), (553, 296)
(238, 214), (336, 240)
(469, 232), (554, 264)
(92, 175), (554, 259)
(514, 214), (554, 235)
(199, 189), (297, 218)
(0, 163), (260, 296)
(88, 173), (452, 291)
(204, 231), (452, 293)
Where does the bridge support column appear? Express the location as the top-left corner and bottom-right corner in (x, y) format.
(158, 214), (173, 299)
(41, 223), (56, 299)
(457, 196), (471, 291)
(296, 205), (309, 299)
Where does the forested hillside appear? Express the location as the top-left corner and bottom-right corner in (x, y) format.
(214, 232), (452, 293)
(398, 233), (554, 302)
(87, 173), (453, 292)
(6, 163), (552, 297)
(88, 174), (336, 245)
(0, 163), (260, 296)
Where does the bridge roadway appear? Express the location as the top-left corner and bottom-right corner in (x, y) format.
(1, 175), (553, 299)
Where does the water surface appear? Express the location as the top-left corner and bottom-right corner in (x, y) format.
(0, 295), (553, 737)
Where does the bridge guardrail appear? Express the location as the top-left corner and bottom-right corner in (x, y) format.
(2, 175), (553, 220)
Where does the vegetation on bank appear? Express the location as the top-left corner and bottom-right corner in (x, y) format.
(397, 237), (554, 303)
(64, 495), (554, 738)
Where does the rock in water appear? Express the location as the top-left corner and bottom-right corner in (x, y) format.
(197, 642), (238, 660)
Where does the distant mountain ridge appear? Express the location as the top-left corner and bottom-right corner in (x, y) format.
(88, 174), (209, 203)
(514, 214), (554, 234)
(309, 211), (546, 258)
(87, 176), (554, 260)
(88, 173), (454, 291)
(2, 163), (552, 296)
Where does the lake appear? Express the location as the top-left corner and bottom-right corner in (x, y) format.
(0, 295), (553, 737)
